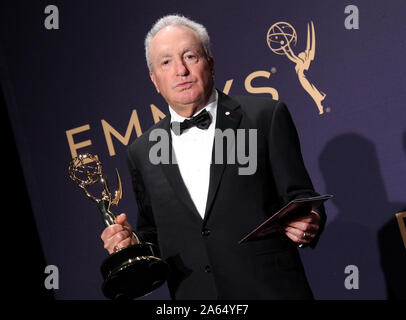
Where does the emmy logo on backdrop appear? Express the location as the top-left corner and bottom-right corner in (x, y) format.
(68, 153), (168, 299)
(267, 21), (327, 115)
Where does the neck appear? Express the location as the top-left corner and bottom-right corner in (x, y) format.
(170, 104), (202, 118)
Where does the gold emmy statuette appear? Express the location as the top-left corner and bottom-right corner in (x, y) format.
(267, 21), (327, 115)
(68, 153), (168, 300)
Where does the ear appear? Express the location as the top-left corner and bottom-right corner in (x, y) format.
(208, 57), (215, 78)
(149, 71), (160, 93)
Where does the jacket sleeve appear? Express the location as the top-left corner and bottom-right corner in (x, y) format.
(126, 147), (158, 245)
(268, 101), (327, 246)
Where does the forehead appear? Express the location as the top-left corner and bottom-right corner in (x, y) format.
(150, 25), (203, 57)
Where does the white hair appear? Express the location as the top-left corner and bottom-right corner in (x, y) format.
(144, 14), (212, 72)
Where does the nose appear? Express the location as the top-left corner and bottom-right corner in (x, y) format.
(175, 59), (189, 76)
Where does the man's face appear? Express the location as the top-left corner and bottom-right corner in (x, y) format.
(149, 25), (214, 113)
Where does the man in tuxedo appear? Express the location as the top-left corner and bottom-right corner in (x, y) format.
(101, 14), (326, 299)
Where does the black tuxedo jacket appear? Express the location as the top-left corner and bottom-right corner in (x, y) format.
(127, 90), (326, 299)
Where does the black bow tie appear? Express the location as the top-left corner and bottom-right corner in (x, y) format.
(171, 109), (212, 135)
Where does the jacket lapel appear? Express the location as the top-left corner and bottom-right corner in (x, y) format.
(203, 90), (242, 222)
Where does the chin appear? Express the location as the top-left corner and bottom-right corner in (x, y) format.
(176, 89), (203, 104)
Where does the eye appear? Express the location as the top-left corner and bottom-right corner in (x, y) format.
(161, 59), (170, 66)
(185, 54), (197, 61)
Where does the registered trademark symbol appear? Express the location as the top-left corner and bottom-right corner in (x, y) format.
(325, 107), (331, 113)
(270, 67), (277, 74)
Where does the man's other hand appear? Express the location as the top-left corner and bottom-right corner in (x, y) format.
(283, 210), (321, 245)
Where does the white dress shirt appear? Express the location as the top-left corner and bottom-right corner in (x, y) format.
(169, 90), (218, 219)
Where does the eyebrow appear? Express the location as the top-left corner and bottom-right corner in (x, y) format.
(182, 48), (193, 54)
(157, 47), (200, 60)
(158, 54), (172, 59)
(182, 47), (201, 55)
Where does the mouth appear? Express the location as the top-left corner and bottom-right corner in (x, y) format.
(175, 81), (194, 89)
